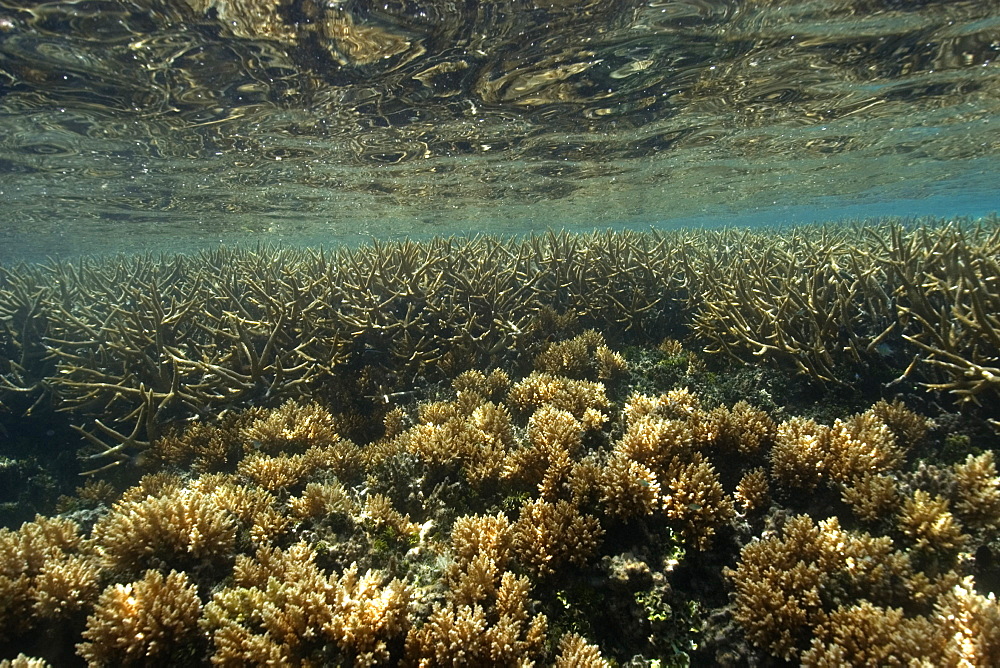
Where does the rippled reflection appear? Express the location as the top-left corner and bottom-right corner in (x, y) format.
(0, 0), (998, 257)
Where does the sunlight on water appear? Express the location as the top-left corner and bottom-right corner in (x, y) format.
(0, 0), (999, 259)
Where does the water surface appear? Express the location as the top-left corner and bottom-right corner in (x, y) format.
(1, 0), (999, 260)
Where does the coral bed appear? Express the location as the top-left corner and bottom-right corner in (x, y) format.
(1, 220), (999, 666)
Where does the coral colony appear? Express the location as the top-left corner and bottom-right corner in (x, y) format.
(0, 219), (999, 666)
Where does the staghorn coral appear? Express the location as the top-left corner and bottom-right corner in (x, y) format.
(92, 487), (236, 573)
(951, 451), (1000, 531)
(203, 542), (411, 666)
(77, 569), (203, 666)
(511, 498), (603, 577)
(4, 222), (1000, 468)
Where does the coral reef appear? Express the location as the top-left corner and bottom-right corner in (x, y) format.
(1, 225), (1000, 665)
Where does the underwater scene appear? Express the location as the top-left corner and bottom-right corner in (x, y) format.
(2, 1), (1000, 666)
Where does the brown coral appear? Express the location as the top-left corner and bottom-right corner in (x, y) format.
(661, 453), (734, 550)
(507, 371), (609, 420)
(896, 490), (968, 555)
(554, 633), (610, 668)
(734, 467), (770, 513)
(203, 542), (410, 666)
(512, 499), (603, 577)
(77, 569), (203, 666)
(92, 488), (237, 573)
(951, 451), (1000, 531)
(726, 514), (925, 661)
(533, 330), (625, 381)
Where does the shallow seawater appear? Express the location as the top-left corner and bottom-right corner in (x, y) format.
(3, 4), (1000, 667)
(0, 0), (999, 261)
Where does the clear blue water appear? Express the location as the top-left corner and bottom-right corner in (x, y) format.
(1, 0), (999, 261)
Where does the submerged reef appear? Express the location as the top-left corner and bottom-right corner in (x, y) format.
(0, 218), (999, 665)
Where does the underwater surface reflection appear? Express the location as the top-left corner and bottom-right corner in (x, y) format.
(0, 0), (999, 259)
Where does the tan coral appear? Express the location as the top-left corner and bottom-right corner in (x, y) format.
(204, 542), (410, 666)
(841, 473), (900, 524)
(799, 601), (940, 667)
(239, 399), (341, 454)
(554, 633), (610, 668)
(511, 499), (603, 577)
(597, 454), (661, 520)
(951, 451), (1000, 531)
(616, 414), (694, 470)
(0, 655), (50, 668)
(711, 401), (776, 454)
(534, 330), (625, 381)
(405, 571), (547, 666)
(726, 514), (924, 661)
(935, 577), (1000, 667)
(869, 399), (928, 450)
(734, 468), (770, 513)
(77, 569), (203, 666)
(661, 453), (734, 550)
(31, 553), (103, 621)
(770, 417), (832, 492)
(508, 371), (609, 420)
(92, 488), (237, 573)
(0, 516), (90, 641)
(897, 490), (968, 554)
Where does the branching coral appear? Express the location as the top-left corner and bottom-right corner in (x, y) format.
(507, 372), (609, 421)
(770, 406), (906, 492)
(511, 499), (603, 577)
(896, 490), (968, 555)
(407, 516), (548, 667)
(661, 453), (734, 550)
(726, 514), (932, 661)
(92, 488), (237, 573)
(554, 633), (610, 668)
(0, 516), (95, 640)
(841, 472), (900, 524)
(533, 330), (626, 381)
(203, 542), (410, 666)
(951, 451), (1000, 531)
(77, 569), (203, 666)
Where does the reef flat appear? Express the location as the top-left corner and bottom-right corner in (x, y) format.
(0, 218), (999, 666)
